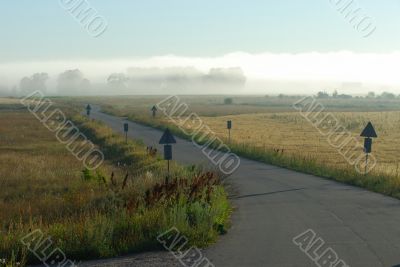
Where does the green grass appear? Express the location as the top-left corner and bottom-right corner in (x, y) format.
(0, 110), (231, 266)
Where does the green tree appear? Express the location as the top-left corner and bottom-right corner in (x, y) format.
(224, 98), (233, 105)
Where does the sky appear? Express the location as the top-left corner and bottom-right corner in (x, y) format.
(1, 0), (400, 94)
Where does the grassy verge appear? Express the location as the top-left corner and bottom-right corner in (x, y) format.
(0, 110), (231, 266)
(100, 105), (400, 200)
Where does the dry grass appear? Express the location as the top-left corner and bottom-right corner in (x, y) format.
(194, 112), (400, 176)
(0, 109), (231, 266)
(88, 96), (400, 193)
(0, 98), (20, 104)
(90, 95), (400, 177)
(63, 95), (400, 117)
(0, 110), (112, 225)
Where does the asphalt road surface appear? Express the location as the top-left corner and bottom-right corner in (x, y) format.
(89, 108), (400, 267)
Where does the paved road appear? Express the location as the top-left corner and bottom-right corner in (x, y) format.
(90, 108), (400, 267)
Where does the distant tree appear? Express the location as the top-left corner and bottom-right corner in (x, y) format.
(19, 72), (49, 96)
(366, 91), (375, 98)
(332, 90), (338, 98)
(278, 94), (287, 99)
(337, 94), (353, 99)
(57, 69), (90, 95)
(107, 73), (129, 89)
(81, 78), (91, 89)
(206, 68), (246, 85)
(224, 98), (233, 105)
(316, 91), (329, 99)
(380, 92), (396, 99)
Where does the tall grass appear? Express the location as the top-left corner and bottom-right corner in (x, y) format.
(0, 111), (231, 266)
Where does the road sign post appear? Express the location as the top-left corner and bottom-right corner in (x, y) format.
(124, 123), (129, 144)
(159, 128), (177, 180)
(86, 104), (92, 117)
(227, 120), (232, 143)
(164, 144), (172, 173)
(151, 106), (158, 118)
(360, 122), (377, 175)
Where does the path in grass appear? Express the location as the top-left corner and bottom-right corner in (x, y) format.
(88, 107), (400, 267)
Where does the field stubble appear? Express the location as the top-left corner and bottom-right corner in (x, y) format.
(197, 111), (400, 177)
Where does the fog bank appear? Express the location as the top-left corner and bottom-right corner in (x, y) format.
(1, 51), (400, 96)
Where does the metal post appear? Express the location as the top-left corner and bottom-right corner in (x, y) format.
(166, 160), (170, 184)
(227, 120), (232, 144)
(159, 129), (176, 183)
(125, 132), (128, 144)
(365, 153), (369, 175)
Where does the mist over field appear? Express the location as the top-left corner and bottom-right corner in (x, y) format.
(1, 52), (400, 96)
(4, 1), (400, 266)
(0, 64), (247, 96)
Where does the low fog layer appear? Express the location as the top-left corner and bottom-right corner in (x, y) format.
(1, 52), (400, 96)
(0, 67), (246, 96)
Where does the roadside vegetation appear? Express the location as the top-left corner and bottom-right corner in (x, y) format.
(94, 96), (400, 200)
(0, 106), (231, 266)
(69, 94), (400, 117)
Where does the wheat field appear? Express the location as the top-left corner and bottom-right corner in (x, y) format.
(0, 98), (20, 104)
(191, 111), (400, 176)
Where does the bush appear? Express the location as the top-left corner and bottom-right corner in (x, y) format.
(224, 98), (233, 105)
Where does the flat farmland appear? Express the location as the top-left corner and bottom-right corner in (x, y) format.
(0, 98), (20, 104)
(86, 96), (400, 179)
(193, 111), (400, 176)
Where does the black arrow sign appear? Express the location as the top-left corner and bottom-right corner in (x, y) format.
(159, 128), (177, 145)
(151, 106), (158, 117)
(360, 122), (378, 175)
(360, 122), (377, 138)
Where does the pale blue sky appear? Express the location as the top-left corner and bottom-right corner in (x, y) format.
(1, 0), (400, 62)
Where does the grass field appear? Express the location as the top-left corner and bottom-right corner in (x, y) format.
(195, 111), (400, 176)
(0, 104), (231, 266)
(0, 98), (20, 104)
(65, 95), (400, 116)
